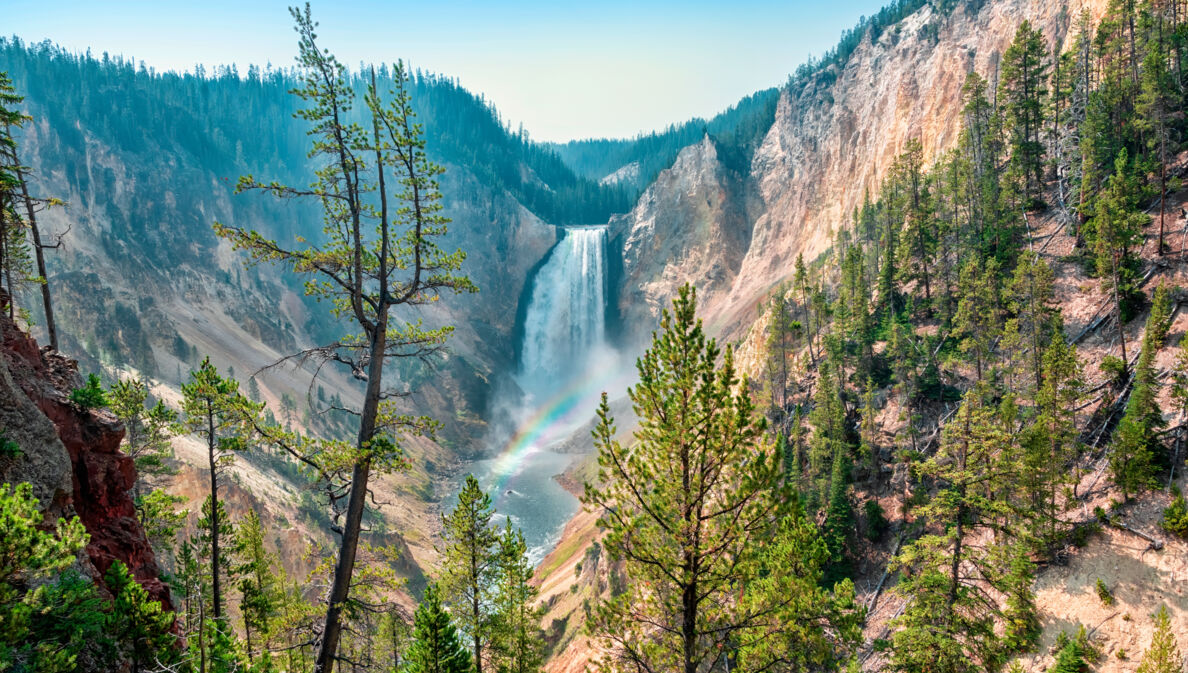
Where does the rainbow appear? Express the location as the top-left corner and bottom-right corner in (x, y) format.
(487, 364), (633, 494)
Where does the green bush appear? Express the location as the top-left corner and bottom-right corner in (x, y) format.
(1095, 578), (1114, 606)
(69, 373), (108, 410)
(1161, 489), (1188, 538)
(1100, 356), (1127, 387)
(1050, 641), (1089, 673)
(0, 432), (20, 458)
(1049, 625), (1098, 673)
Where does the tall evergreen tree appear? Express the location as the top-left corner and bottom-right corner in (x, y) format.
(894, 139), (936, 311)
(890, 388), (1028, 673)
(953, 255), (1002, 382)
(1092, 149), (1147, 371)
(737, 505), (863, 672)
(1137, 3), (1176, 254)
(1000, 21), (1050, 204)
(441, 475), (499, 673)
(235, 509), (281, 666)
(213, 10), (476, 668)
(0, 71), (60, 344)
(407, 583), (473, 673)
(1111, 285), (1171, 499)
(489, 521), (544, 673)
(108, 376), (185, 563)
(181, 356), (261, 623)
(583, 284), (789, 673)
(105, 561), (176, 673)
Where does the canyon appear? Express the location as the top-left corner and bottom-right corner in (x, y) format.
(4, 0), (1188, 670)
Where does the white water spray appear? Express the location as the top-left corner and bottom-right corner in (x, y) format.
(516, 226), (610, 400)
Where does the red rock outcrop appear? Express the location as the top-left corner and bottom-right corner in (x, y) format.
(0, 290), (172, 610)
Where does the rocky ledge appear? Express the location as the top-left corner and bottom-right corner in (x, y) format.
(0, 290), (171, 609)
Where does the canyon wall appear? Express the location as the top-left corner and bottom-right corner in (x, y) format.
(612, 0), (1109, 342)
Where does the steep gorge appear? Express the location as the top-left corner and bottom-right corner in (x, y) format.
(606, 0), (1111, 346)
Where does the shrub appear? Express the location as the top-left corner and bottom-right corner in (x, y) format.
(0, 432), (19, 458)
(1095, 578), (1114, 606)
(69, 373), (108, 410)
(1101, 356), (1127, 387)
(864, 500), (889, 541)
(1050, 626), (1098, 673)
(1162, 488), (1188, 538)
(1050, 641), (1089, 673)
(1070, 521), (1099, 547)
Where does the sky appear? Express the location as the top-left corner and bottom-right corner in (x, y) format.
(1, 0), (890, 142)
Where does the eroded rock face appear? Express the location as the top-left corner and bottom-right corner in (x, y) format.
(610, 0), (1109, 344)
(0, 292), (171, 609)
(610, 134), (752, 343)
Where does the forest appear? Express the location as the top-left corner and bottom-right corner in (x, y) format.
(0, 35), (631, 229)
(1, 0), (1188, 672)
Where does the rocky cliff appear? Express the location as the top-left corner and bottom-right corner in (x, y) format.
(611, 0), (1109, 343)
(609, 134), (753, 344)
(0, 290), (170, 608)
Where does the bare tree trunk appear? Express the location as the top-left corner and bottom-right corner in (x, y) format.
(207, 401), (223, 623)
(315, 317), (386, 673)
(1112, 252), (1129, 372)
(1159, 137), (1167, 255)
(13, 162), (56, 348)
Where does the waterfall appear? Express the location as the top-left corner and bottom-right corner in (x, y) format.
(517, 226), (609, 400)
(466, 224), (616, 564)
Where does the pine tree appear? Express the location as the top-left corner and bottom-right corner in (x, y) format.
(109, 376), (185, 563)
(894, 139), (937, 311)
(840, 245), (875, 372)
(858, 379), (879, 487)
(794, 253), (819, 364)
(489, 522), (544, 673)
(0, 71), (60, 343)
(1111, 293), (1170, 500)
(959, 72), (1011, 257)
(1000, 543), (1041, 653)
(1135, 605), (1184, 673)
(235, 510), (280, 666)
(765, 288), (796, 419)
(953, 255), (1002, 382)
(821, 447), (855, 586)
(1137, 4), (1177, 254)
(377, 609), (413, 673)
(737, 504), (864, 672)
(213, 10), (476, 667)
(1092, 149), (1147, 372)
(441, 475), (499, 673)
(0, 483), (106, 673)
(1022, 336), (1083, 543)
(582, 284), (788, 673)
(181, 356), (261, 623)
(195, 495), (236, 631)
(1000, 20), (1050, 205)
(890, 388), (1027, 673)
(108, 376), (178, 485)
(105, 561), (176, 673)
(407, 583), (473, 673)
(1007, 251), (1057, 392)
(808, 356), (848, 509)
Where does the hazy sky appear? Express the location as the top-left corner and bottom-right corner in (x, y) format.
(3, 0), (889, 142)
